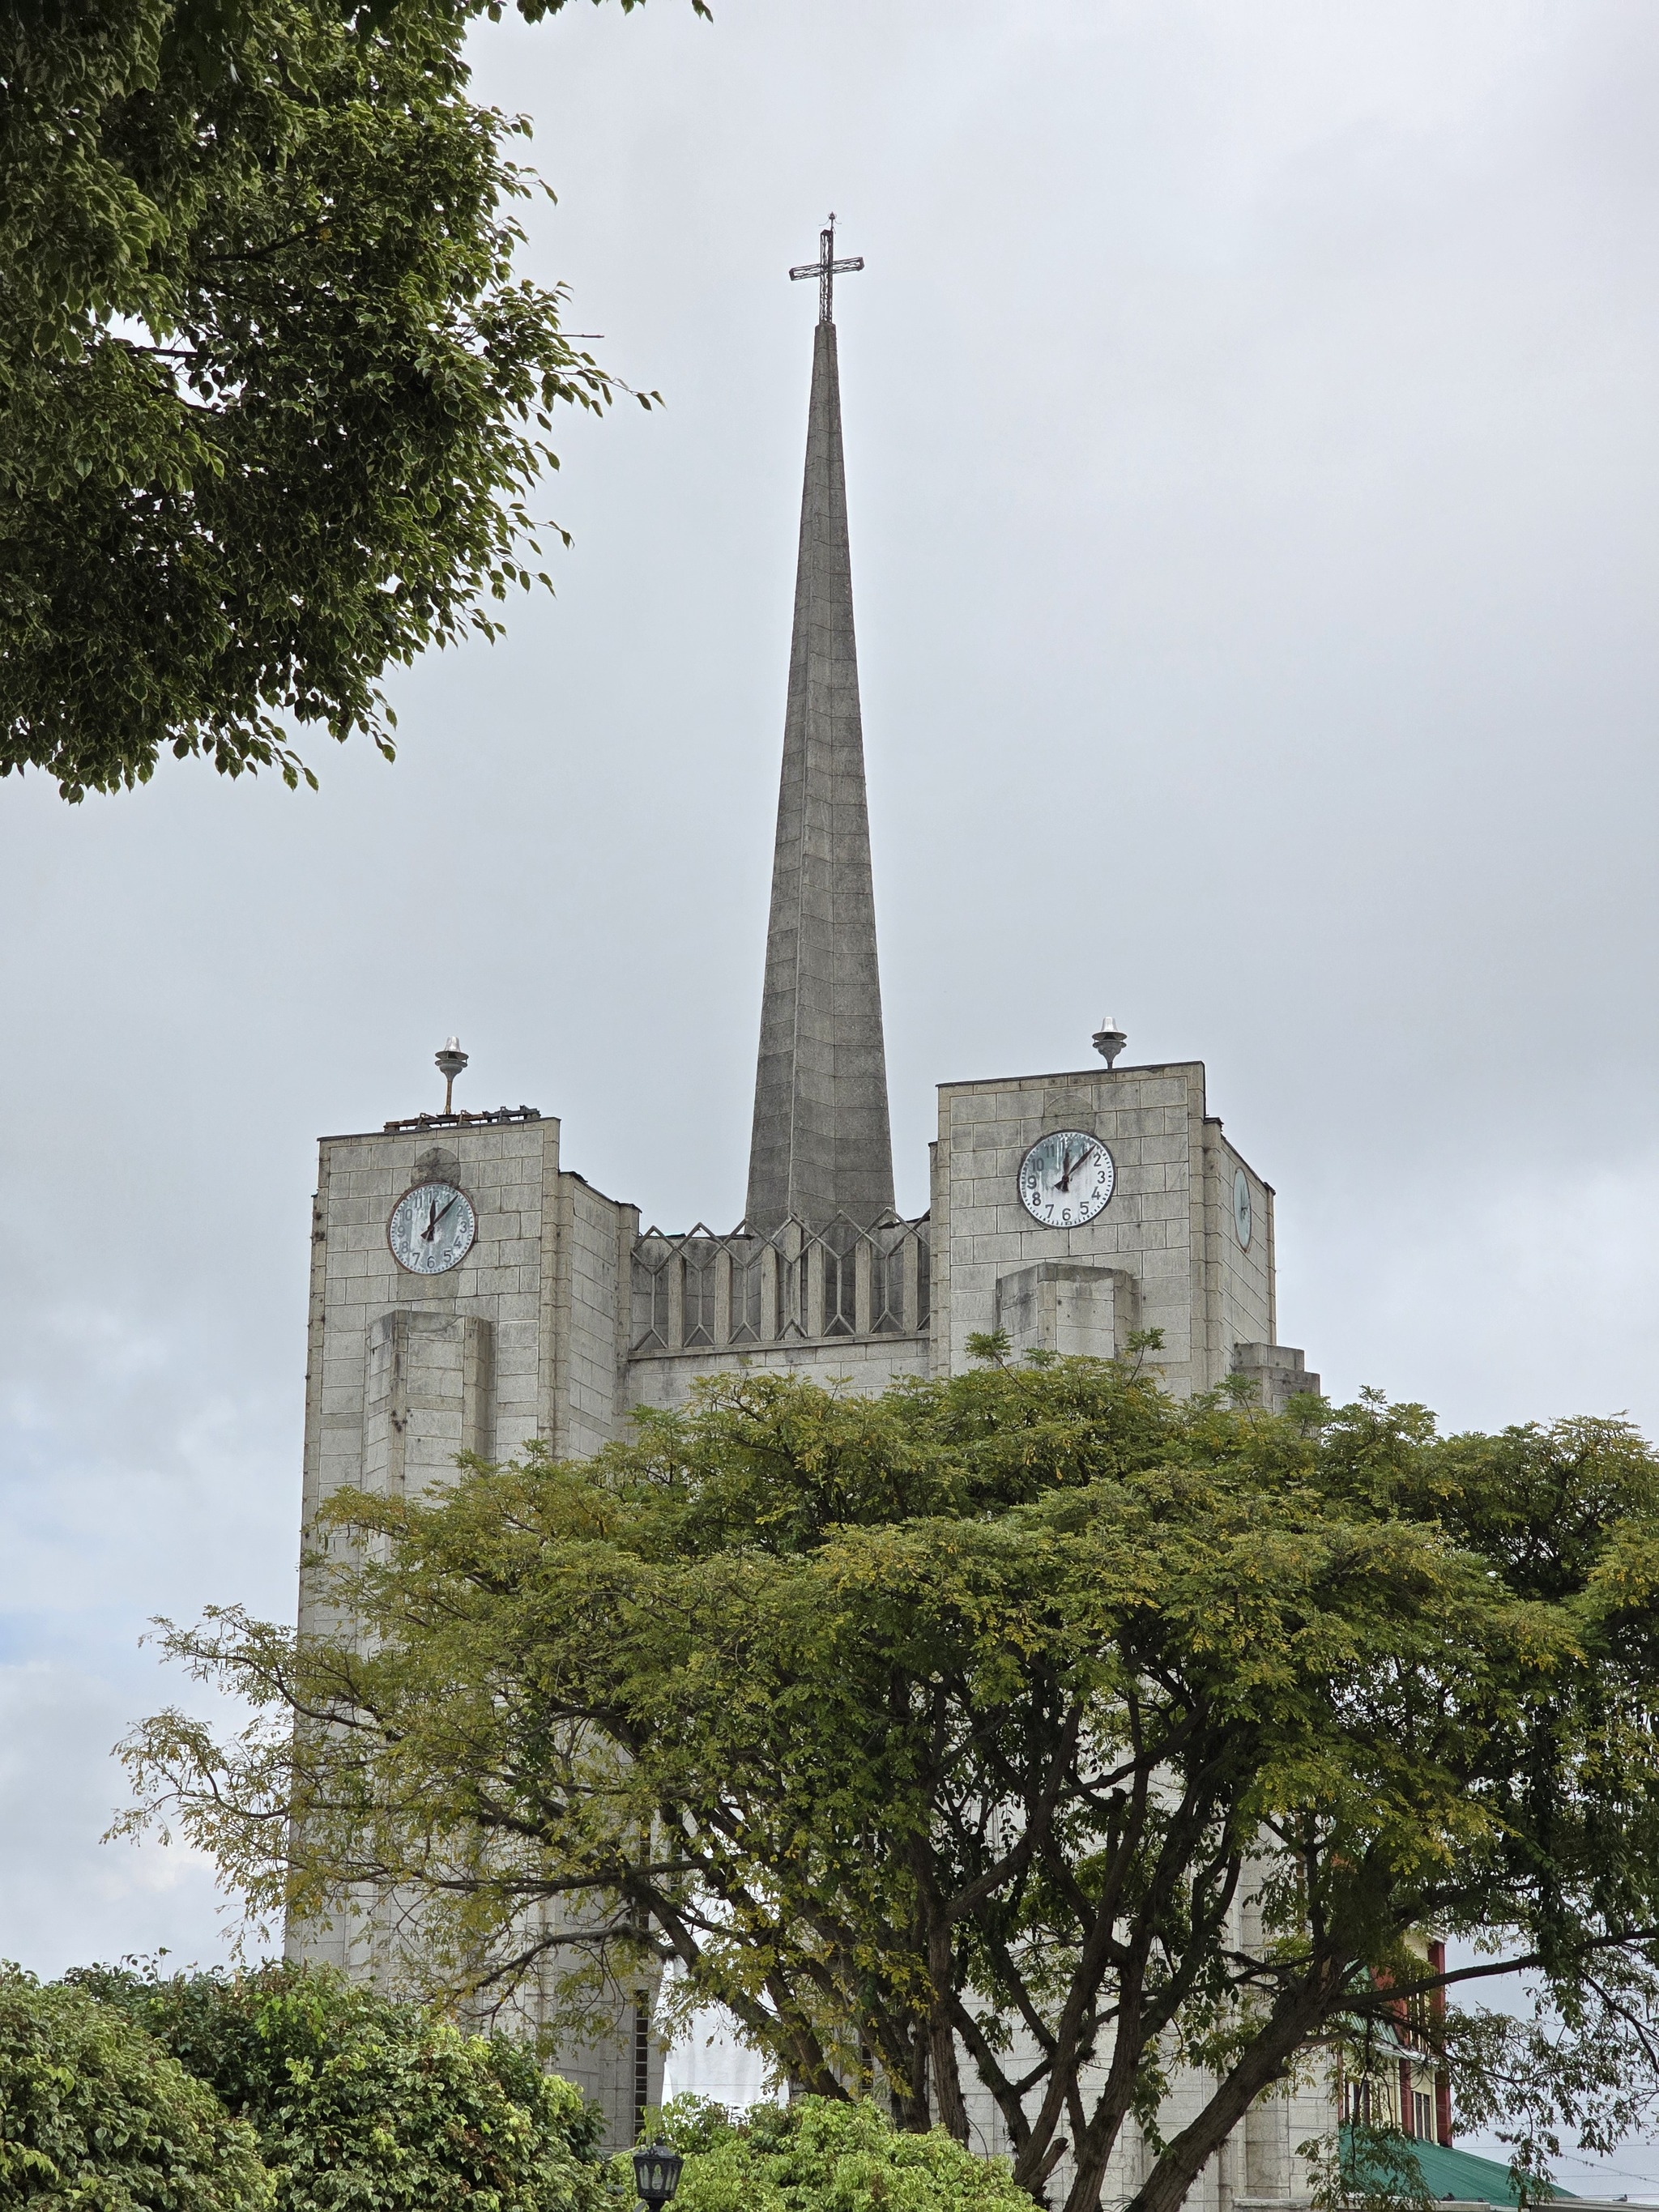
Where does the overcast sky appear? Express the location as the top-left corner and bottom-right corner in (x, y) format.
(5, 0), (1659, 2181)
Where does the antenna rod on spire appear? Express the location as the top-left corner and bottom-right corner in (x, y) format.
(789, 212), (864, 324)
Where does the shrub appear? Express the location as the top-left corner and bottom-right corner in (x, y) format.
(658, 2095), (1032, 2212)
(72, 1962), (607, 2212)
(0, 1965), (271, 2210)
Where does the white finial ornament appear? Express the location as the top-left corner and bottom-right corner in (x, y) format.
(435, 1037), (468, 1115)
(1092, 1016), (1128, 1069)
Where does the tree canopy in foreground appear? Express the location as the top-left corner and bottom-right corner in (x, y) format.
(120, 1359), (1659, 2212)
(0, 0), (661, 800)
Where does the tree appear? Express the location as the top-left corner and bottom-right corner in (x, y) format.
(0, 0), (660, 801)
(0, 1964), (271, 2210)
(70, 1958), (611, 2212)
(118, 1362), (1659, 2212)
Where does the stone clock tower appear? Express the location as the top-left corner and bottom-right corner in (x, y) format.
(292, 222), (1318, 2179)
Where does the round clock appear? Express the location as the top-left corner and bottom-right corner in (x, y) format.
(1018, 1129), (1115, 1228)
(1233, 1168), (1252, 1250)
(388, 1180), (477, 1275)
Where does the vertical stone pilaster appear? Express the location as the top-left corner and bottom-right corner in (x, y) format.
(363, 1309), (496, 1498)
(614, 1202), (639, 1396)
(853, 1237), (873, 1336)
(928, 1135), (948, 1372)
(462, 1315), (494, 1463)
(536, 1117), (564, 1455)
(1188, 1072), (1215, 1390)
(297, 1152), (331, 1613)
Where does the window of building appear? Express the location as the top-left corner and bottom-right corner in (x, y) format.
(1413, 2089), (1435, 2142)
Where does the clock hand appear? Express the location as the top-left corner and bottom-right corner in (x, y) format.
(432, 1193), (460, 1229)
(420, 1196), (439, 1242)
(1057, 1146), (1085, 1192)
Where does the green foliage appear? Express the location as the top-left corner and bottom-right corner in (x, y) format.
(652, 2096), (1030, 2212)
(117, 1363), (1659, 2212)
(0, 0), (656, 799)
(962, 1328), (1009, 1365)
(68, 1960), (608, 2212)
(159, 0), (705, 80)
(0, 1963), (271, 2210)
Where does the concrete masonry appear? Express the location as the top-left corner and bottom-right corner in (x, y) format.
(745, 317), (895, 1234)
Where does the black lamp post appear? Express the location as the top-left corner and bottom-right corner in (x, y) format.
(632, 2140), (683, 2212)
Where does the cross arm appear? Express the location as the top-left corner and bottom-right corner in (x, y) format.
(790, 257), (864, 280)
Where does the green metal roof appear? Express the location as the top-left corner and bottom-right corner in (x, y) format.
(1341, 2128), (1581, 2203)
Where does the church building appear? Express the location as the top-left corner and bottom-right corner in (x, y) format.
(292, 222), (1333, 2201)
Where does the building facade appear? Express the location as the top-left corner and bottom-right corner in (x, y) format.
(292, 237), (1355, 2198)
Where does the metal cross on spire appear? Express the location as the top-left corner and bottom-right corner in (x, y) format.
(790, 213), (864, 325)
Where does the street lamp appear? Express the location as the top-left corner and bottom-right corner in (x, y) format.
(632, 2141), (684, 2212)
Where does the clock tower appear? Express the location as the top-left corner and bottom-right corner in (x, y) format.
(292, 219), (1318, 2174)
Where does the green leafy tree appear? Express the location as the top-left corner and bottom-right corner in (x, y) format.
(0, 1964), (271, 2210)
(69, 1959), (610, 2212)
(655, 2094), (1032, 2212)
(118, 1364), (1659, 2212)
(0, 0), (663, 800)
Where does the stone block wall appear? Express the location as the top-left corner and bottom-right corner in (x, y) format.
(994, 1260), (1140, 1361)
(626, 1332), (929, 1412)
(1232, 1341), (1323, 1413)
(551, 1175), (638, 1460)
(1199, 1119), (1276, 1392)
(361, 1309), (494, 1498)
(930, 1061), (1276, 1394)
(300, 1119), (558, 1581)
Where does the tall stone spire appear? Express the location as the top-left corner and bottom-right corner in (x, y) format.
(744, 297), (895, 1233)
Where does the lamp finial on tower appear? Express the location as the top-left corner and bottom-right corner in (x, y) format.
(435, 1037), (468, 1115)
(1092, 1017), (1128, 1070)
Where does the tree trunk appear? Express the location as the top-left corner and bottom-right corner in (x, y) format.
(929, 2004), (970, 2144)
(893, 2027), (928, 2131)
(1102, 1980), (1336, 2212)
(1046, 1983), (1150, 2212)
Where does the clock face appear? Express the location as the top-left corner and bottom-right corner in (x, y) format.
(1233, 1168), (1252, 1249)
(388, 1181), (477, 1275)
(1018, 1129), (1116, 1228)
